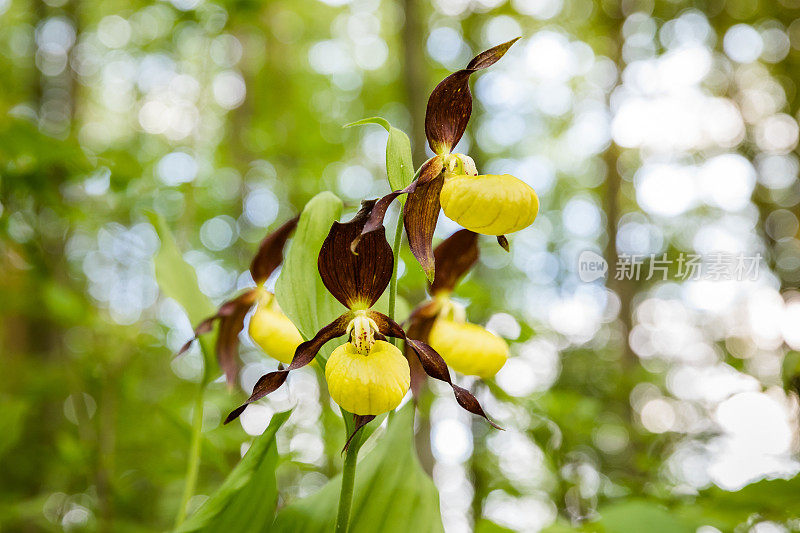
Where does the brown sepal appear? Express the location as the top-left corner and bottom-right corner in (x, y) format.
(319, 200), (394, 309)
(404, 174), (444, 283)
(369, 311), (502, 430)
(224, 313), (351, 424)
(497, 235), (510, 252)
(430, 229), (479, 293)
(249, 215), (299, 284)
(351, 156), (443, 253)
(342, 414), (375, 453)
(424, 38), (520, 154)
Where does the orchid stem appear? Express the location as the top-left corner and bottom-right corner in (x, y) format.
(335, 427), (362, 533)
(175, 382), (205, 528)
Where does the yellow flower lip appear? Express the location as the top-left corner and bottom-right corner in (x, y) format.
(428, 318), (508, 378)
(248, 301), (303, 365)
(325, 340), (410, 416)
(440, 173), (539, 236)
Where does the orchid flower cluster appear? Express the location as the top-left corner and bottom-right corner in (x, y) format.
(184, 38), (536, 444)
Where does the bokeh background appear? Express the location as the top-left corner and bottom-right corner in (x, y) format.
(3, 0), (800, 531)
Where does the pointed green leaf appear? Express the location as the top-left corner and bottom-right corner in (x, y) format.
(275, 192), (345, 366)
(149, 212), (218, 381)
(273, 405), (444, 533)
(346, 117), (415, 194)
(176, 411), (291, 533)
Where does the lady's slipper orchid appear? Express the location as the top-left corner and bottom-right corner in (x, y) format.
(352, 37), (539, 281)
(248, 293), (303, 365)
(407, 230), (508, 388)
(178, 216), (302, 384)
(224, 201), (500, 439)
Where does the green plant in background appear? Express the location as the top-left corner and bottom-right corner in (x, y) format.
(160, 38), (533, 532)
(6, 0), (800, 530)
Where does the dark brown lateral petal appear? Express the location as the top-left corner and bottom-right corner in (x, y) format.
(351, 156), (444, 253)
(404, 174), (444, 282)
(496, 235), (510, 252)
(431, 229), (479, 293)
(367, 310), (407, 339)
(342, 414), (375, 453)
(369, 311), (502, 429)
(176, 290), (257, 357)
(225, 313), (351, 424)
(319, 201), (393, 309)
(406, 338), (503, 430)
(424, 38), (520, 154)
(349, 187), (410, 254)
(216, 302), (252, 386)
(371, 309), (430, 395)
(176, 316), (215, 356)
(249, 215), (299, 284)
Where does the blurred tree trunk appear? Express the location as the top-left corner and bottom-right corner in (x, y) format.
(401, 0), (428, 164)
(598, 6), (635, 369)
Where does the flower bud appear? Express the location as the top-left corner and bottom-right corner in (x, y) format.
(248, 305), (303, 365)
(325, 340), (410, 416)
(440, 174), (538, 235)
(428, 319), (508, 378)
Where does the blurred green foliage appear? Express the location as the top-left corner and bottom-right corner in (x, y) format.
(3, 0), (800, 531)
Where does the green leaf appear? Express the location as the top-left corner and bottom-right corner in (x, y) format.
(346, 117), (415, 193)
(176, 411), (290, 533)
(686, 474), (800, 528)
(273, 405), (444, 533)
(148, 212), (218, 381)
(597, 500), (695, 533)
(275, 192), (345, 366)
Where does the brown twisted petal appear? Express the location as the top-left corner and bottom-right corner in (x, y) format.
(177, 292), (256, 356)
(224, 313), (351, 424)
(176, 291), (259, 386)
(249, 215), (299, 284)
(351, 156), (443, 253)
(216, 300), (254, 387)
(368, 311), (502, 430)
(342, 414), (376, 453)
(319, 200), (394, 309)
(405, 338), (502, 430)
(404, 174), (444, 283)
(424, 37), (520, 155)
(430, 229), (479, 293)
